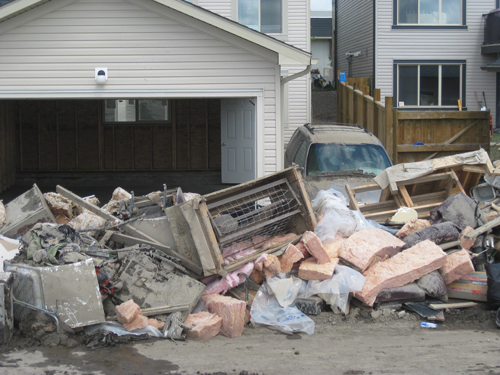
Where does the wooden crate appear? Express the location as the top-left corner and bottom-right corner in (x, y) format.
(165, 167), (317, 276)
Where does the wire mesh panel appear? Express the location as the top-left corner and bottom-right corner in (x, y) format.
(207, 179), (302, 262)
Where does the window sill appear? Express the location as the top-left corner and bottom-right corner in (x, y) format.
(392, 25), (467, 30)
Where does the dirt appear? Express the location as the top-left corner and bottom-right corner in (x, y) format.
(0, 300), (498, 374)
(312, 90), (337, 122)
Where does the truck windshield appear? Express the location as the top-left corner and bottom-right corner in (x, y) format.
(306, 143), (392, 176)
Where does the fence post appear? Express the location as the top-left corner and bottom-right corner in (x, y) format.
(385, 96), (394, 163)
(373, 89), (381, 138)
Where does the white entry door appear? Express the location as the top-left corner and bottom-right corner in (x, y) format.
(221, 98), (256, 184)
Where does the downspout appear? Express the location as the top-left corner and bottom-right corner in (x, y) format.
(280, 64), (312, 86)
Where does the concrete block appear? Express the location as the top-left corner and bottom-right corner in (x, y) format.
(295, 296), (325, 316)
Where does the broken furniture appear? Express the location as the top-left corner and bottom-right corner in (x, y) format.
(166, 167), (317, 276)
(4, 259), (105, 328)
(0, 184), (56, 238)
(346, 150), (494, 223)
(117, 185), (175, 220)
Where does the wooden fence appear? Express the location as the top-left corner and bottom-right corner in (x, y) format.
(337, 81), (491, 164)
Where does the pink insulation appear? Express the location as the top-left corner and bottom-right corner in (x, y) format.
(279, 244), (305, 273)
(298, 257), (338, 281)
(460, 226), (476, 251)
(184, 311), (222, 340)
(339, 228), (405, 272)
(354, 240), (447, 307)
(396, 219), (431, 239)
(202, 294), (246, 338)
(301, 231), (330, 264)
(439, 249), (474, 285)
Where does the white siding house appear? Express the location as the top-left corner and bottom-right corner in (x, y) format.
(0, 0), (311, 186)
(334, 0), (499, 126)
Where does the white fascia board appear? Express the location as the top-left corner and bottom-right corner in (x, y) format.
(0, 0), (50, 21)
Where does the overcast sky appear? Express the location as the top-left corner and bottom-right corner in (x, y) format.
(311, 0), (332, 11)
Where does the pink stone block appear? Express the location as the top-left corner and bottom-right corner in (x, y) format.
(202, 294), (246, 338)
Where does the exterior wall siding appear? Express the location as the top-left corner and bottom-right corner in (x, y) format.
(337, 0), (373, 78)
(376, 0), (497, 124)
(196, 0), (311, 147)
(0, 0), (283, 173)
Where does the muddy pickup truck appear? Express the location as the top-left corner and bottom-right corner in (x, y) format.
(284, 123), (392, 204)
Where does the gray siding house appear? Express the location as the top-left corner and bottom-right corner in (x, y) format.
(0, 0), (311, 188)
(334, 0), (500, 126)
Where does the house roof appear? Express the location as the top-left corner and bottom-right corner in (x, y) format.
(0, 0), (311, 66)
(311, 18), (332, 38)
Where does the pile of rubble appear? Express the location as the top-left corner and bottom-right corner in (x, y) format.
(0, 149), (500, 347)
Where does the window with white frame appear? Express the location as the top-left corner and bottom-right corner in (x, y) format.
(397, 0), (463, 25)
(396, 63), (464, 108)
(238, 0), (282, 33)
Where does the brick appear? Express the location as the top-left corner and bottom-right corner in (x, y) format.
(123, 314), (148, 331)
(295, 296), (325, 315)
(279, 244), (304, 273)
(147, 318), (165, 330)
(263, 254), (282, 278)
(439, 249), (474, 285)
(298, 257), (338, 280)
(115, 299), (141, 324)
(184, 311), (222, 340)
(202, 294), (246, 338)
(301, 231), (330, 264)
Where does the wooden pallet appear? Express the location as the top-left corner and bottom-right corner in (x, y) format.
(346, 170), (465, 223)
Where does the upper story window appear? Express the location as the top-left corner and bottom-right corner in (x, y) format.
(395, 0), (465, 27)
(238, 0), (282, 33)
(395, 62), (465, 108)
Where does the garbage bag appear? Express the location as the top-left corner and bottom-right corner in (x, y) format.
(266, 274), (303, 308)
(250, 283), (314, 335)
(486, 262), (500, 310)
(403, 222), (461, 249)
(301, 265), (365, 313)
(311, 188), (349, 216)
(430, 193), (487, 230)
(314, 205), (372, 244)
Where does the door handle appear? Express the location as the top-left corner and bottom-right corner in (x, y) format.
(222, 142), (226, 146)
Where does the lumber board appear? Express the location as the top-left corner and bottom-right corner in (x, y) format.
(464, 215), (500, 239)
(429, 302), (477, 310)
(56, 185), (163, 245)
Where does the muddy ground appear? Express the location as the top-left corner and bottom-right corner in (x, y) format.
(0, 300), (498, 375)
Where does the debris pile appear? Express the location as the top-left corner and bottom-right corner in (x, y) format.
(0, 149), (500, 347)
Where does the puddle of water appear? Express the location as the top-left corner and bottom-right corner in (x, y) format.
(28, 345), (180, 375)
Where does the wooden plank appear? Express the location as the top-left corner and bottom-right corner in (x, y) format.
(464, 215), (500, 239)
(398, 185), (414, 207)
(56, 185), (165, 245)
(397, 111), (489, 120)
(349, 183), (380, 194)
(462, 165), (489, 174)
(345, 185), (361, 211)
(429, 302), (477, 310)
(397, 143), (486, 153)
